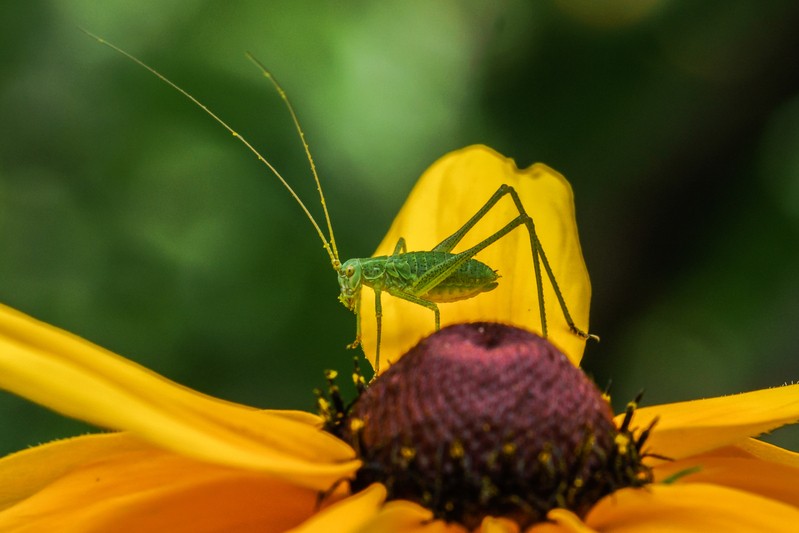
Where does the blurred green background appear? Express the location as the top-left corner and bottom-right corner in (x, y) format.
(2, 0), (798, 455)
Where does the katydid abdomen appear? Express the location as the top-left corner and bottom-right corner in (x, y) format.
(359, 253), (499, 303)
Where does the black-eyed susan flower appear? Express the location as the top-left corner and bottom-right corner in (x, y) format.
(1, 146), (798, 532)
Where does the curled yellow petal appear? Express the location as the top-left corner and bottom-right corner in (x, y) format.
(654, 444), (799, 508)
(0, 304), (358, 489)
(0, 432), (145, 511)
(480, 516), (520, 533)
(529, 509), (595, 533)
(621, 384), (799, 460)
(733, 437), (799, 468)
(360, 145), (591, 370)
(586, 483), (799, 532)
(351, 499), (468, 533)
(289, 483), (386, 533)
(0, 433), (324, 533)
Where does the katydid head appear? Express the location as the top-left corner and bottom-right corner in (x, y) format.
(337, 259), (363, 312)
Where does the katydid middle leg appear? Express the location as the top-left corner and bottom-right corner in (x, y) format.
(371, 284), (440, 376)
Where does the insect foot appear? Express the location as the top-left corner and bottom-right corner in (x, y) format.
(324, 323), (651, 530)
(571, 325), (601, 343)
(346, 338), (361, 350)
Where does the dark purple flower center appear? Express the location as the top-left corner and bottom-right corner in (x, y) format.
(319, 323), (651, 529)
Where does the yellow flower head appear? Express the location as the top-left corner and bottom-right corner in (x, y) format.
(1, 146), (798, 532)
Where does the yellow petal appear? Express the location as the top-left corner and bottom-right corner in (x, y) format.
(0, 432), (145, 511)
(654, 444), (799, 508)
(481, 516), (520, 533)
(0, 303), (358, 489)
(666, 438), (799, 468)
(586, 483), (799, 532)
(354, 500), (466, 533)
(289, 483), (386, 533)
(360, 145), (591, 370)
(529, 509), (595, 533)
(0, 433), (326, 533)
(618, 384), (799, 460)
(733, 437), (799, 468)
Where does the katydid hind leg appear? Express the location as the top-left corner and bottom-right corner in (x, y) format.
(412, 184), (591, 340)
(499, 185), (591, 339)
(503, 186), (595, 340)
(384, 286), (441, 330)
(431, 184), (511, 253)
(535, 239), (598, 341)
(411, 214), (525, 296)
(530, 230), (548, 338)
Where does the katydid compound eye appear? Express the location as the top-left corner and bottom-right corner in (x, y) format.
(346, 265), (355, 277)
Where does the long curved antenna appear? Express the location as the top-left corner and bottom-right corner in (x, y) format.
(80, 28), (340, 269)
(245, 53), (339, 267)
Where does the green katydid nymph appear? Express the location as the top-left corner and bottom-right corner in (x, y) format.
(84, 31), (596, 375)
